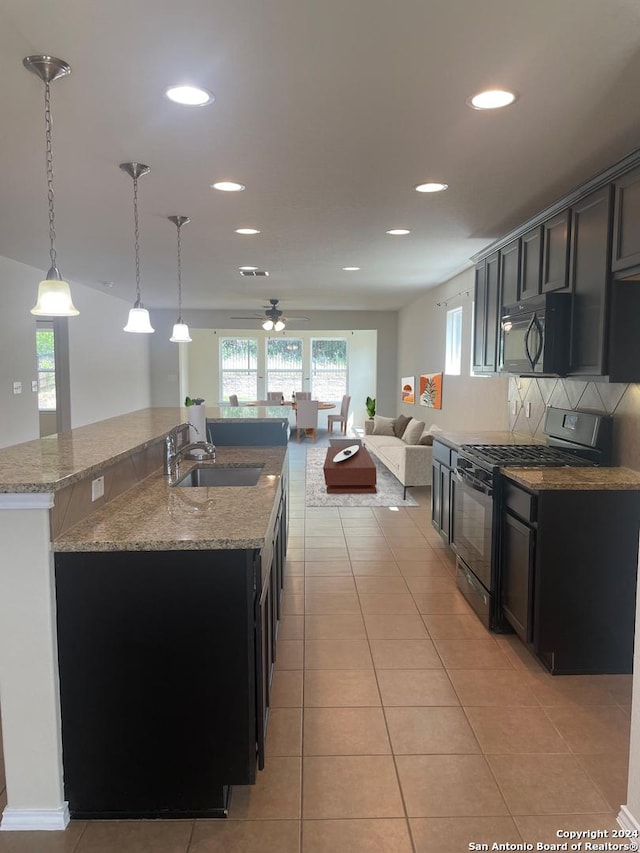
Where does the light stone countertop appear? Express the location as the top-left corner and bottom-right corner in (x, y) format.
(503, 466), (640, 491)
(432, 430), (542, 450)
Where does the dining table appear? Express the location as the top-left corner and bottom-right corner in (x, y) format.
(244, 400), (336, 410)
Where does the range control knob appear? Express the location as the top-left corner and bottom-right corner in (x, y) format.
(457, 458), (472, 469)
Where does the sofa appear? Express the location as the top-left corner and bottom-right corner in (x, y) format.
(363, 415), (439, 498)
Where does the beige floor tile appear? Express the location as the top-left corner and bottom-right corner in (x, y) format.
(286, 561), (305, 576)
(364, 614), (429, 639)
(354, 577), (410, 594)
(304, 561), (352, 576)
(266, 708), (303, 757)
(305, 508), (341, 519)
(422, 614), (489, 640)
(396, 754), (508, 817)
(339, 518), (382, 529)
(304, 670), (381, 707)
(349, 548), (395, 561)
(190, 820), (300, 853)
(433, 638), (514, 669)
(304, 537), (347, 548)
(271, 670), (304, 708)
(377, 669), (459, 706)
(338, 507), (377, 518)
(412, 593), (473, 615)
(304, 548), (350, 562)
(602, 674), (633, 704)
(577, 752), (629, 812)
(410, 817), (521, 853)
(304, 576), (356, 594)
(301, 818), (412, 853)
(284, 577), (305, 595)
(304, 593), (361, 614)
(528, 672), (622, 706)
(276, 640), (304, 670)
(397, 558), (452, 576)
(304, 639), (373, 670)
(278, 615), (305, 640)
(345, 533), (389, 545)
(389, 547), (435, 562)
(350, 561), (401, 576)
(75, 820), (192, 852)
(288, 549), (305, 563)
(447, 669), (540, 706)
(487, 754), (609, 814)
(369, 639), (442, 669)
(282, 594), (305, 616)
(302, 756), (404, 818)
(543, 705), (631, 754)
(0, 822), (87, 852)
(513, 814), (619, 845)
(305, 614), (366, 640)
(386, 706), (480, 754)
(494, 635), (548, 673)
(466, 706), (570, 754)
(303, 708), (391, 755)
(229, 757), (302, 820)
(358, 593), (418, 615)
(404, 577), (457, 595)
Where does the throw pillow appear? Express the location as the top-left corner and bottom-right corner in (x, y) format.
(394, 413), (411, 438)
(372, 415), (396, 436)
(419, 431), (434, 446)
(403, 417), (426, 445)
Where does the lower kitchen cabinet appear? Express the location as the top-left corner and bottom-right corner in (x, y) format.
(431, 440), (456, 542)
(499, 478), (640, 674)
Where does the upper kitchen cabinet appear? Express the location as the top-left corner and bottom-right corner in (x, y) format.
(612, 164), (640, 271)
(541, 210), (571, 293)
(520, 226), (542, 301)
(499, 238), (521, 307)
(473, 251), (500, 374)
(568, 186), (613, 375)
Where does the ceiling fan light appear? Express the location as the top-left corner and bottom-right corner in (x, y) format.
(170, 322), (192, 342)
(124, 306), (155, 333)
(31, 276), (79, 316)
(262, 319), (274, 331)
(274, 320), (286, 332)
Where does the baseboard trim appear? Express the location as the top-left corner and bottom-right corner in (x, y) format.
(618, 804), (640, 833)
(1, 803), (70, 831)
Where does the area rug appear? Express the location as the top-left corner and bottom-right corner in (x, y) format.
(305, 447), (418, 507)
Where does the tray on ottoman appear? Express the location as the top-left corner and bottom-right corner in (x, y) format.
(323, 445), (377, 494)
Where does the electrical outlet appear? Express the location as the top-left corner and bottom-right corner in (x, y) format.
(91, 476), (105, 501)
(511, 400), (519, 415)
(12, 381), (22, 395)
(31, 380), (38, 393)
(525, 401), (531, 418)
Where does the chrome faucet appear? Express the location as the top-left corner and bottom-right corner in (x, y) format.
(166, 436), (216, 478)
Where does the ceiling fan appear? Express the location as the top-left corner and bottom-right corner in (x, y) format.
(230, 299), (310, 331)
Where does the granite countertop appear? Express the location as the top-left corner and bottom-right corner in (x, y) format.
(432, 430), (542, 450)
(53, 445), (287, 552)
(503, 466), (640, 491)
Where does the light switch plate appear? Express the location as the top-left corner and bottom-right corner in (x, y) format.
(511, 400), (518, 415)
(525, 401), (531, 418)
(12, 381), (22, 394)
(31, 380), (38, 393)
(91, 476), (105, 501)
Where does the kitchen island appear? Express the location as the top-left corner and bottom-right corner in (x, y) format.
(0, 408), (288, 828)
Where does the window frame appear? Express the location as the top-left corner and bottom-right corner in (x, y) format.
(310, 337), (348, 401)
(445, 306), (463, 376)
(219, 336), (259, 401)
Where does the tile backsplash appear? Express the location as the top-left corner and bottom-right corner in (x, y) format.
(508, 378), (640, 471)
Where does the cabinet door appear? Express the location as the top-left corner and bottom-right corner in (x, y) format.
(500, 238), (521, 307)
(483, 251), (500, 372)
(501, 511), (534, 642)
(568, 186), (613, 375)
(542, 210), (571, 293)
(612, 164), (640, 271)
(472, 262), (487, 373)
(520, 226), (542, 300)
(255, 575), (273, 771)
(440, 464), (451, 543)
(431, 460), (442, 532)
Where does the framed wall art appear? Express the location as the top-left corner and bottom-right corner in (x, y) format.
(401, 376), (415, 404)
(419, 372), (443, 409)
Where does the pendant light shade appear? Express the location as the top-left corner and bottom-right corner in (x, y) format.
(168, 215), (192, 343)
(24, 55), (79, 317)
(121, 162), (154, 333)
(262, 319), (274, 331)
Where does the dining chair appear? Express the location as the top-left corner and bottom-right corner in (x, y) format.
(295, 400), (319, 442)
(327, 394), (351, 434)
(267, 391), (284, 401)
(295, 391), (311, 400)
(228, 394), (239, 406)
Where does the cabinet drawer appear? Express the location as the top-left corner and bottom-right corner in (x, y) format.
(433, 440), (452, 467)
(503, 480), (537, 522)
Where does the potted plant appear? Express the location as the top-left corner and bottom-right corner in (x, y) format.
(365, 396), (376, 419)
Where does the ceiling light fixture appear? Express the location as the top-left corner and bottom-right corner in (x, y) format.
(121, 162), (154, 333)
(262, 319), (274, 331)
(235, 228), (260, 235)
(24, 55), (79, 317)
(386, 229), (411, 236)
(165, 85), (215, 106)
(467, 89), (517, 110)
(415, 182), (448, 193)
(211, 181), (245, 192)
(342, 267), (361, 271)
(239, 266), (258, 271)
(168, 215), (192, 343)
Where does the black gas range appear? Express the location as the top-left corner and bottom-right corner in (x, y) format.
(451, 407), (612, 630)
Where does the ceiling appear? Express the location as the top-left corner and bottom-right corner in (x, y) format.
(1, 0), (640, 315)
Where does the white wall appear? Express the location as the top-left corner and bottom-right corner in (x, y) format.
(397, 268), (509, 430)
(0, 255), (151, 449)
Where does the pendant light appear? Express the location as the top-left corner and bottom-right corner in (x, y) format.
(168, 216), (192, 342)
(24, 55), (79, 317)
(121, 162), (154, 333)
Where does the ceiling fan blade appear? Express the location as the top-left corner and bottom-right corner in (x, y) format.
(283, 315), (310, 321)
(229, 314), (263, 319)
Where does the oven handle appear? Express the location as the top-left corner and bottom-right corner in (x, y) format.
(454, 470), (493, 498)
(529, 313), (544, 369)
(524, 314), (537, 370)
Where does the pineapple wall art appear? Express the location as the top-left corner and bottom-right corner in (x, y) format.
(419, 373), (443, 409)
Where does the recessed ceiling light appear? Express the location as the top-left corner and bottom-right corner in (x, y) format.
(415, 182), (448, 193)
(386, 229), (411, 236)
(212, 181), (246, 192)
(342, 267), (360, 271)
(165, 85), (215, 106)
(235, 228), (260, 235)
(239, 266), (258, 271)
(467, 89), (517, 110)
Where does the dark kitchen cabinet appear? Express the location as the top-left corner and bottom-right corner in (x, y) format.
(541, 210), (571, 293)
(472, 261), (486, 372)
(431, 440), (456, 543)
(499, 238), (521, 307)
(501, 482), (536, 643)
(612, 164), (640, 271)
(472, 252), (500, 374)
(567, 186), (613, 375)
(519, 226), (542, 300)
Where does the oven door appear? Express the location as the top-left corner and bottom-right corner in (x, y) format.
(451, 469), (494, 592)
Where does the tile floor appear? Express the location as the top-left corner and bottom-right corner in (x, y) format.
(0, 434), (632, 852)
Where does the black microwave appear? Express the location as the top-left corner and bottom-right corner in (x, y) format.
(500, 293), (571, 376)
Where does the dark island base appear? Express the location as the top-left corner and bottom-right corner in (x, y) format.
(71, 786), (232, 820)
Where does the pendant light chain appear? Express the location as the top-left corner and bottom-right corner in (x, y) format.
(133, 173), (142, 305)
(176, 220), (183, 321)
(44, 80), (57, 268)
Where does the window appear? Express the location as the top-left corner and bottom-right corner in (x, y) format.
(36, 322), (56, 411)
(266, 338), (303, 397)
(311, 339), (347, 400)
(220, 338), (258, 400)
(445, 306), (462, 375)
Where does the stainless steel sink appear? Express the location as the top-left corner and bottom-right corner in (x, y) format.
(173, 464), (263, 488)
